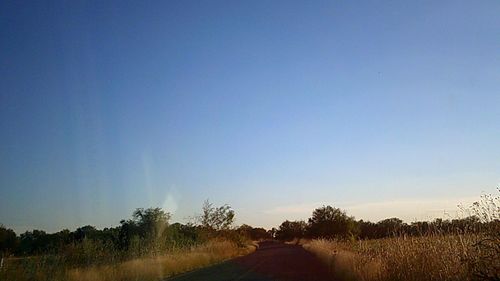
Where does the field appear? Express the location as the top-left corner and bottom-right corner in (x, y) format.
(0, 239), (255, 281)
(1, 193), (498, 281)
(302, 233), (499, 281)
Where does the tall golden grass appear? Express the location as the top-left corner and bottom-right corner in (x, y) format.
(302, 234), (480, 281)
(0, 239), (255, 281)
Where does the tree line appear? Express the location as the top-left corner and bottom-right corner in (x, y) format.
(274, 204), (499, 241)
(0, 200), (270, 262)
(2, 193), (498, 257)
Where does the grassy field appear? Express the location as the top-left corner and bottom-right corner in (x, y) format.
(302, 233), (498, 281)
(0, 239), (256, 281)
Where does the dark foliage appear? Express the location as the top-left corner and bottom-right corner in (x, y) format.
(238, 224), (272, 240)
(200, 200), (235, 231)
(0, 203), (249, 261)
(0, 225), (17, 255)
(275, 220), (307, 241)
(308, 206), (358, 239)
(272, 205), (499, 242)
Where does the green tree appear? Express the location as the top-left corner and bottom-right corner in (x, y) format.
(200, 200), (235, 231)
(238, 224), (270, 240)
(18, 230), (50, 255)
(132, 207), (171, 240)
(74, 225), (98, 241)
(276, 220), (307, 241)
(118, 207), (171, 251)
(308, 205), (358, 239)
(377, 217), (404, 236)
(0, 225), (17, 255)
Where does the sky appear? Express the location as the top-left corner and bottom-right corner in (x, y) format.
(1, 1), (499, 233)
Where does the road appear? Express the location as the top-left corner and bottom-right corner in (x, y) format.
(166, 241), (332, 281)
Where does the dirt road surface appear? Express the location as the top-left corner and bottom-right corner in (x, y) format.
(166, 241), (332, 281)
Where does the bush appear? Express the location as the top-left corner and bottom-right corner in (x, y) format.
(308, 206), (359, 239)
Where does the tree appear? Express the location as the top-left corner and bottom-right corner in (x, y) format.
(118, 207), (171, 250)
(0, 225), (17, 255)
(165, 223), (198, 246)
(377, 218), (404, 237)
(275, 220), (307, 241)
(118, 219), (139, 250)
(200, 200), (235, 231)
(73, 225), (97, 241)
(308, 205), (358, 239)
(132, 207), (171, 240)
(238, 224), (271, 240)
(18, 230), (50, 255)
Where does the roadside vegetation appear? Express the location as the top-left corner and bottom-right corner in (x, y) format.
(2, 191), (498, 281)
(0, 200), (268, 281)
(278, 190), (499, 281)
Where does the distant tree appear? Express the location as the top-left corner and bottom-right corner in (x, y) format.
(132, 207), (170, 240)
(377, 217), (405, 237)
(238, 224), (270, 240)
(250, 227), (270, 240)
(237, 224), (253, 237)
(200, 200), (235, 231)
(18, 230), (50, 255)
(0, 225), (17, 255)
(73, 225), (97, 241)
(118, 207), (171, 250)
(308, 206), (358, 239)
(276, 220), (307, 241)
(118, 219), (139, 250)
(166, 223), (198, 246)
(358, 220), (378, 239)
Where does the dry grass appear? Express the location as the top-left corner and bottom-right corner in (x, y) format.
(302, 235), (480, 281)
(1, 239), (255, 281)
(67, 239), (255, 281)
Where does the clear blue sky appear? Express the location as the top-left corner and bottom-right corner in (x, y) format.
(1, 1), (499, 233)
